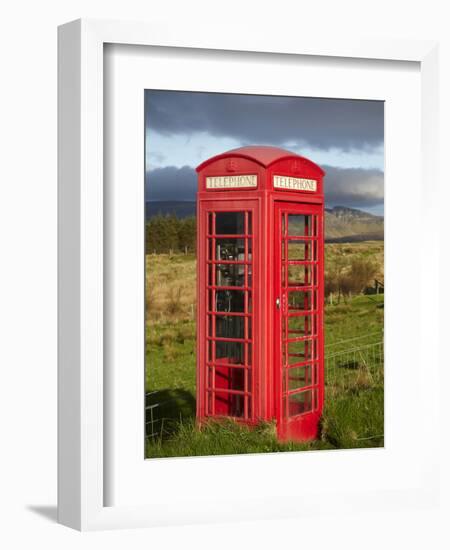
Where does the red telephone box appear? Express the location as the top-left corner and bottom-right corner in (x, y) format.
(196, 146), (325, 441)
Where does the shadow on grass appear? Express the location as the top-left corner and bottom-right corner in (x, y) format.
(145, 388), (195, 440)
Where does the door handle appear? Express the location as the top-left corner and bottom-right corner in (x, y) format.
(276, 297), (281, 309)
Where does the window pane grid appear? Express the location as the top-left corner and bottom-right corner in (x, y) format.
(284, 358), (317, 369)
(286, 309), (318, 320)
(205, 210), (253, 420)
(244, 212), (250, 419)
(285, 264), (317, 287)
(281, 212), (320, 419)
(284, 364), (318, 393)
(211, 213), (217, 415)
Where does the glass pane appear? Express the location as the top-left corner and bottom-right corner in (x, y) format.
(288, 240), (315, 261)
(215, 263), (245, 287)
(286, 290), (313, 311)
(215, 340), (245, 364)
(215, 289), (246, 312)
(208, 340), (213, 361)
(207, 238), (213, 261)
(288, 290), (316, 310)
(213, 391), (245, 418)
(208, 289), (214, 312)
(285, 338), (317, 363)
(288, 314), (316, 337)
(215, 212), (245, 234)
(247, 343), (252, 366)
(208, 213), (214, 235)
(288, 339), (310, 364)
(285, 364), (313, 391)
(288, 390), (313, 417)
(216, 238), (250, 261)
(288, 214), (313, 237)
(209, 365), (245, 392)
(208, 315), (212, 337)
(288, 264), (314, 286)
(215, 315), (245, 339)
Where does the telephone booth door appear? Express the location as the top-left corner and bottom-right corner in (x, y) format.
(198, 201), (258, 423)
(274, 202), (324, 441)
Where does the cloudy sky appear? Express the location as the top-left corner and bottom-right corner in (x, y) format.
(145, 91), (384, 215)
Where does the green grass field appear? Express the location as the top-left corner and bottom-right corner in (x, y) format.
(145, 242), (384, 458)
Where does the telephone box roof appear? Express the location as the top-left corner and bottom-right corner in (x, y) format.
(196, 145), (325, 175)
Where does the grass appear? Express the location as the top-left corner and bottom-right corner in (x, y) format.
(146, 253), (196, 324)
(145, 243), (384, 458)
(147, 419), (334, 458)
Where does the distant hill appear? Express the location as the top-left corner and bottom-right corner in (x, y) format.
(146, 202), (383, 242)
(324, 206), (384, 242)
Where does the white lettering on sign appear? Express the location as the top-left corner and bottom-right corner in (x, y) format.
(206, 174), (258, 189)
(273, 175), (317, 192)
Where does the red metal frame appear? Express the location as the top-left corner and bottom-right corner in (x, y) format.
(196, 146), (325, 441)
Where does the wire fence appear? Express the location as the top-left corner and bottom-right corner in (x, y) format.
(145, 390), (194, 440)
(145, 394), (164, 440)
(325, 332), (384, 389)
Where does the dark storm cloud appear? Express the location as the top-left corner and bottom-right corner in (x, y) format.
(145, 165), (384, 210)
(323, 165), (384, 209)
(145, 91), (383, 151)
(145, 165), (197, 202)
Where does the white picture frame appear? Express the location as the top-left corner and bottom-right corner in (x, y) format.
(58, 18), (440, 531)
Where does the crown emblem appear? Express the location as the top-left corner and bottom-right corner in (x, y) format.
(291, 159), (303, 173)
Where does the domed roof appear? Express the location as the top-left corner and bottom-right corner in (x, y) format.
(196, 145), (324, 174)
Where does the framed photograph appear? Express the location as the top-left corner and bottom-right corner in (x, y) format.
(58, 19), (440, 530)
(143, 92), (385, 458)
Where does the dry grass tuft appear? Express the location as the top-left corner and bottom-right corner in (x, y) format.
(146, 254), (196, 323)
